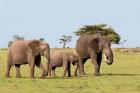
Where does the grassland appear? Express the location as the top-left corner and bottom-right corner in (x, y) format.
(0, 48), (140, 93)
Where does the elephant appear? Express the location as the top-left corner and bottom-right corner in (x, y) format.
(76, 35), (114, 76)
(48, 50), (79, 78)
(5, 39), (50, 79)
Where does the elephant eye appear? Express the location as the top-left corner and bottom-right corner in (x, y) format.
(108, 43), (111, 47)
(42, 48), (46, 51)
(106, 42), (111, 47)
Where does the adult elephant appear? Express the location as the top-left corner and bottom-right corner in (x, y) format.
(76, 35), (114, 76)
(5, 39), (50, 79)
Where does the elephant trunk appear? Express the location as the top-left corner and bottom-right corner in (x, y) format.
(44, 45), (50, 76)
(103, 48), (114, 65)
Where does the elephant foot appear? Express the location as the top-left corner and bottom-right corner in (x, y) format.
(74, 71), (77, 76)
(74, 74), (77, 76)
(44, 72), (48, 76)
(42, 72), (46, 77)
(79, 74), (84, 77)
(83, 72), (86, 75)
(68, 75), (71, 77)
(78, 71), (86, 76)
(51, 75), (56, 78)
(45, 71), (50, 76)
(61, 75), (65, 78)
(47, 74), (51, 78)
(5, 75), (11, 78)
(79, 72), (85, 77)
(95, 73), (100, 76)
(16, 75), (22, 78)
(41, 73), (46, 78)
(40, 76), (46, 79)
(44, 73), (47, 76)
(47, 75), (52, 79)
(30, 76), (35, 79)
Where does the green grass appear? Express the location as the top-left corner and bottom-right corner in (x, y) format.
(0, 49), (140, 93)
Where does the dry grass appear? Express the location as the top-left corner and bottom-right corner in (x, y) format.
(0, 48), (140, 93)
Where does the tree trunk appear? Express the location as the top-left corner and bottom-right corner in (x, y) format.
(63, 42), (66, 48)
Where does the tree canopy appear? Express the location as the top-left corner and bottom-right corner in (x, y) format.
(74, 24), (121, 44)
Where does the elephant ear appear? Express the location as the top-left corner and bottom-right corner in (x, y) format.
(28, 40), (41, 53)
(67, 54), (74, 63)
(39, 43), (48, 51)
(71, 55), (79, 65)
(89, 38), (99, 53)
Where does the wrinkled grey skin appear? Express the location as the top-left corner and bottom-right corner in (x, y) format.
(48, 50), (79, 78)
(5, 39), (50, 79)
(76, 35), (114, 76)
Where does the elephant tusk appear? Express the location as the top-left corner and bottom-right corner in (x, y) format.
(104, 54), (108, 62)
(44, 57), (48, 63)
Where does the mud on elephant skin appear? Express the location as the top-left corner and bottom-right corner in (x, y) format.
(76, 35), (114, 76)
(5, 39), (50, 79)
(48, 50), (79, 78)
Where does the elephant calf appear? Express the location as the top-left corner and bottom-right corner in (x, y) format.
(48, 50), (79, 78)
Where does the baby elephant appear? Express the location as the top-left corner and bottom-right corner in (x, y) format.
(48, 50), (79, 78)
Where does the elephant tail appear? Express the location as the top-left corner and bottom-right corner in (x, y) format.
(7, 49), (13, 65)
(5, 48), (13, 77)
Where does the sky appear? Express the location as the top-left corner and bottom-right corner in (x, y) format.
(0, 0), (140, 48)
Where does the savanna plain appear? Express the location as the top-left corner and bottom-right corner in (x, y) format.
(0, 48), (140, 93)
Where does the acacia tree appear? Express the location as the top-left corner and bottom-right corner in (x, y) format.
(59, 35), (72, 48)
(120, 39), (127, 48)
(74, 24), (121, 44)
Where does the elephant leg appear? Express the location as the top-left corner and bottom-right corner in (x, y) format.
(47, 64), (52, 77)
(35, 63), (46, 79)
(28, 57), (35, 79)
(44, 60), (51, 77)
(15, 64), (22, 78)
(47, 63), (52, 77)
(67, 62), (71, 77)
(44, 61), (48, 76)
(5, 63), (12, 78)
(74, 62), (79, 76)
(91, 59), (100, 76)
(78, 58), (87, 76)
(29, 63), (35, 79)
(96, 52), (102, 74)
(35, 54), (45, 79)
(78, 58), (84, 76)
(51, 67), (56, 77)
(5, 52), (13, 78)
(62, 66), (67, 78)
(82, 58), (87, 75)
(91, 55), (100, 76)
(62, 58), (68, 78)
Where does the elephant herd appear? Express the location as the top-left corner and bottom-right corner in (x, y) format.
(5, 34), (114, 79)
